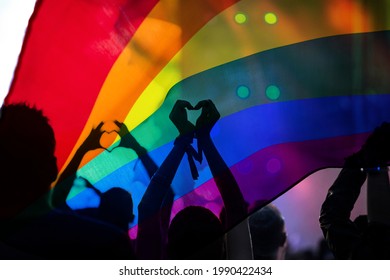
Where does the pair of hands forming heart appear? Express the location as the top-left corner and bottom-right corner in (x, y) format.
(82, 120), (141, 152)
(169, 99), (220, 137)
(82, 99), (220, 152)
(169, 99), (220, 179)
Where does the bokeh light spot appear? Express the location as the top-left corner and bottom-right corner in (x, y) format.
(236, 85), (250, 99)
(235, 13), (247, 24)
(266, 85), (281, 100)
(264, 12), (278, 25)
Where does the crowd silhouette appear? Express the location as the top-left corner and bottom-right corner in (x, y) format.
(0, 100), (252, 259)
(1, 100), (389, 260)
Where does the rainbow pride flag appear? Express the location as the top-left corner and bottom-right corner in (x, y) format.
(5, 0), (390, 229)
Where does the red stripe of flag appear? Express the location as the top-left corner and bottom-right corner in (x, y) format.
(5, 0), (159, 168)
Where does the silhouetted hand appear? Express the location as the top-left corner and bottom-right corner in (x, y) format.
(169, 100), (195, 136)
(114, 120), (143, 152)
(80, 122), (104, 151)
(194, 99), (220, 138)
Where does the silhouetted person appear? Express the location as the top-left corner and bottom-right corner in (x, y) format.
(249, 204), (287, 260)
(168, 206), (225, 259)
(135, 99), (250, 259)
(320, 122), (390, 259)
(52, 120), (158, 233)
(0, 103), (134, 259)
(73, 180), (135, 232)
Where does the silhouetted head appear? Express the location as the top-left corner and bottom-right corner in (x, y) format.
(249, 204), (287, 260)
(99, 187), (134, 230)
(0, 103), (57, 218)
(167, 206), (225, 259)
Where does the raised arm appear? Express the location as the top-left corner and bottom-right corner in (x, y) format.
(320, 122), (390, 259)
(195, 100), (251, 259)
(319, 154), (367, 259)
(195, 100), (247, 228)
(115, 120), (173, 247)
(136, 100), (195, 259)
(51, 122), (104, 209)
(115, 121), (158, 178)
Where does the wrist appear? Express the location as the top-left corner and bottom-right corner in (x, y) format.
(134, 146), (147, 156)
(195, 130), (211, 140)
(174, 133), (193, 147)
(196, 133), (213, 147)
(77, 144), (90, 155)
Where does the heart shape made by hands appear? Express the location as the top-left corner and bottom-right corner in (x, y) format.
(186, 106), (202, 126)
(100, 130), (120, 152)
(98, 101), (206, 152)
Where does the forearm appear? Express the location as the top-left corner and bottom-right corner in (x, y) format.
(138, 138), (187, 222)
(319, 164), (366, 259)
(134, 146), (158, 179)
(122, 132), (159, 179)
(320, 167), (366, 226)
(51, 147), (88, 208)
(198, 134), (247, 227)
(136, 138), (187, 259)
